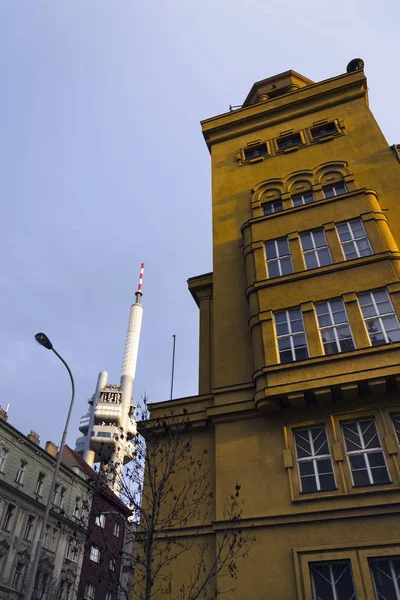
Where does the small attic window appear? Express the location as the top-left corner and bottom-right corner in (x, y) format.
(276, 132), (302, 151)
(310, 122), (339, 140)
(244, 143), (268, 161)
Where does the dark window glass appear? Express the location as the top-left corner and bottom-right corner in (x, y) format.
(244, 143), (268, 161)
(276, 133), (302, 151)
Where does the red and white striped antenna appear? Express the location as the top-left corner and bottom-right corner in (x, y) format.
(135, 262), (145, 302)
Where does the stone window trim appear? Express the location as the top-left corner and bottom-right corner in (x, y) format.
(15, 459), (27, 485)
(35, 472), (45, 497)
(2, 503), (16, 531)
(0, 446), (8, 473)
(284, 409), (400, 503)
(341, 418), (392, 487)
(293, 542), (400, 600)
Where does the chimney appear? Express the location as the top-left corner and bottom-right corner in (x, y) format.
(0, 407), (8, 422)
(27, 430), (40, 445)
(45, 441), (58, 457)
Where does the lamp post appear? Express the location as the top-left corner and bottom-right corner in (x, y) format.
(24, 333), (75, 600)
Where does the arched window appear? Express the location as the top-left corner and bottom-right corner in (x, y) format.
(289, 179), (314, 207)
(320, 171), (348, 198)
(260, 188), (283, 216)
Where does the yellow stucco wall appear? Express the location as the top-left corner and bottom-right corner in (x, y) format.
(145, 63), (400, 599)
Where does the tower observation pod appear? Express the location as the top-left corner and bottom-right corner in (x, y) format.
(75, 264), (145, 492)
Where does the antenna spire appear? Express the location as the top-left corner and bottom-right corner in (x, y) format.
(135, 263), (145, 303)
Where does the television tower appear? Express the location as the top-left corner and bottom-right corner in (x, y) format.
(75, 264), (145, 492)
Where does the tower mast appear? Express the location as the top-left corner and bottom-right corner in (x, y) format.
(76, 264), (145, 493)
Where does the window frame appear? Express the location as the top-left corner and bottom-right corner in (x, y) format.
(336, 218), (373, 261)
(90, 545), (101, 564)
(369, 555), (400, 599)
(274, 307), (309, 364)
(0, 447), (8, 472)
(275, 131), (304, 152)
(15, 459), (27, 484)
(65, 539), (78, 563)
(95, 513), (106, 529)
(2, 503), (16, 531)
(392, 413), (400, 445)
(84, 583), (96, 600)
(265, 237), (293, 278)
(35, 472), (45, 496)
(113, 522), (120, 538)
(310, 559), (356, 600)
(261, 199), (283, 216)
(243, 142), (269, 162)
(341, 418), (391, 487)
(323, 182), (348, 198)
(300, 228), (333, 270)
(292, 190), (315, 208)
(294, 426), (337, 494)
(12, 561), (25, 590)
(310, 121), (340, 141)
(358, 288), (400, 346)
(23, 515), (35, 541)
(315, 298), (355, 355)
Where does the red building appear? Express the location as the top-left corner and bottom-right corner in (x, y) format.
(64, 448), (132, 600)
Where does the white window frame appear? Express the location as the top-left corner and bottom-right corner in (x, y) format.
(90, 546), (100, 564)
(358, 289), (400, 345)
(15, 460), (27, 484)
(0, 447), (8, 472)
(3, 503), (15, 531)
(310, 560), (356, 600)
(336, 219), (372, 260)
(35, 472), (45, 496)
(300, 228), (332, 269)
(370, 556), (400, 599)
(24, 515), (35, 541)
(392, 413), (400, 445)
(323, 182), (348, 198)
(292, 190), (315, 207)
(265, 237), (293, 278)
(113, 522), (120, 538)
(316, 299), (355, 355)
(294, 427), (336, 493)
(95, 513), (106, 528)
(262, 199), (283, 215)
(275, 308), (309, 363)
(65, 540), (78, 562)
(341, 419), (391, 486)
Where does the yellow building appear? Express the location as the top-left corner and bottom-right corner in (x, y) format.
(149, 59), (400, 599)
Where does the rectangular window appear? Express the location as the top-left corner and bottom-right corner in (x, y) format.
(106, 593), (112, 600)
(275, 308), (309, 363)
(336, 218), (373, 260)
(24, 515), (35, 541)
(358, 289), (400, 346)
(392, 414), (400, 445)
(95, 513), (106, 528)
(310, 121), (338, 140)
(265, 237), (293, 278)
(292, 191), (315, 207)
(15, 460), (27, 484)
(300, 228), (332, 269)
(12, 561), (25, 590)
(342, 419), (391, 486)
(60, 580), (72, 600)
(310, 560), (356, 600)
(316, 299), (355, 355)
(244, 143), (268, 161)
(0, 447), (8, 472)
(323, 183), (348, 198)
(90, 546), (100, 564)
(109, 558), (116, 571)
(276, 132), (302, 151)
(84, 583), (96, 600)
(35, 473), (45, 496)
(50, 527), (58, 552)
(294, 427), (336, 493)
(53, 484), (60, 505)
(74, 497), (81, 519)
(60, 487), (66, 510)
(262, 200), (283, 215)
(43, 524), (51, 549)
(113, 522), (120, 538)
(370, 556), (400, 599)
(2, 503), (15, 531)
(65, 540), (78, 562)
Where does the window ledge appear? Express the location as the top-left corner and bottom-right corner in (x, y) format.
(292, 483), (400, 503)
(263, 340), (400, 375)
(246, 250), (399, 297)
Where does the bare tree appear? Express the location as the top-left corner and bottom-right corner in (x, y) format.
(97, 396), (255, 600)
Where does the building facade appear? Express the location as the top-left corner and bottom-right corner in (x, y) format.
(147, 60), (400, 599)
(0, 409), (90, 600)
(64, 450), (133, 600)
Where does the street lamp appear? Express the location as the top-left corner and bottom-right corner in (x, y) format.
(24, 333), (76, 600)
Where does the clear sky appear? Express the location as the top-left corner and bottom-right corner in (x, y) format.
(1, 0), (400, 448)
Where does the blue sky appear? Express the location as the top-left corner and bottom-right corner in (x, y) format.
(1, 0), (400, 448)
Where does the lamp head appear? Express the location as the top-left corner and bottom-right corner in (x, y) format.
(35, 332), (53, 350)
